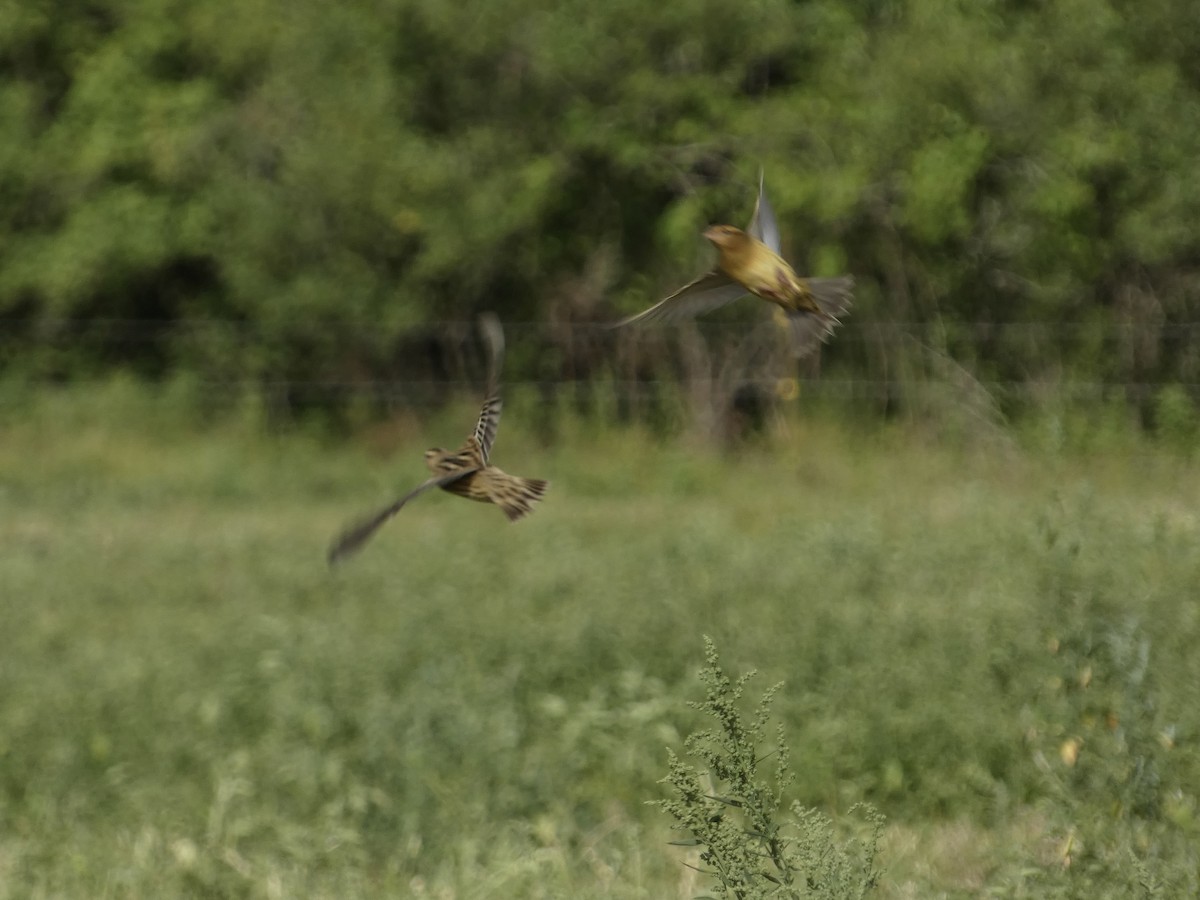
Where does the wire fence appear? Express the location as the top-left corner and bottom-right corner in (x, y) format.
(9, 317), (1200, 338)
(4, 318), (1199, 427)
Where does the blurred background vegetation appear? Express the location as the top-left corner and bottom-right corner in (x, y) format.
(4, 1), (1200, 896)
(2, 386), (1199, 896)
(3, 0), (1199, 432)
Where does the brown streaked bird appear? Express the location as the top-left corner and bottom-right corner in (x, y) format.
(614, 173), (854, 357)
(327, 314), (548, 565)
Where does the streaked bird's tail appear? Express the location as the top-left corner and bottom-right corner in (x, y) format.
(786, 276), (855, 358)
(492, 474), (549, 522)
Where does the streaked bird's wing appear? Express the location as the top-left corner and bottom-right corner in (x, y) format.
(327, 471), (473, 565)
(746, 171), (780, 253)
(613, 271), (748, 328)
(471, 393), (502, 465)
(474, 313), (505, 463)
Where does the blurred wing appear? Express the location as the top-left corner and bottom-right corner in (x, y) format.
(327, 471), (473, 565)
(746, 171), (781, 253)
(613, 271), (748, 328)
(474, 313), (504, 463)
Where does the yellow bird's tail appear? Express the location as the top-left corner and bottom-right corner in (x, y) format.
(808, 276), (855, 321)
(783, 276), (855, 358)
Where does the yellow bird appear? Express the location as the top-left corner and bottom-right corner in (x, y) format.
(615, 174), (854, 357)
(328, 314), (548, 564)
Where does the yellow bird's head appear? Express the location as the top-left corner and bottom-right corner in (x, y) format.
(703, 224), (750, 251)
(703, 224), (756, 272)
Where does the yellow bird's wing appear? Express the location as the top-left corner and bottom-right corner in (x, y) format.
(613, 270), (748, 328)
(327, 470), (475, 565)
(746, 171), (781, 253)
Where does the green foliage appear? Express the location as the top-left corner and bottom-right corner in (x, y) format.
(3, 0), (1200, 424)
(1153, 383), (1198, 454)
(989, 488), (1200, 897)
(655, 637), (882, 898)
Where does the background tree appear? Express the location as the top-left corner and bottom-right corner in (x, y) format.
(2, 0), (1198, 424)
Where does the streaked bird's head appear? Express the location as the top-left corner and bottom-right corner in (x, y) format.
(424, 448), (446, 471)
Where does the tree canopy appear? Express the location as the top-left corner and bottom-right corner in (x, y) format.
(3, 0), (1199, 420)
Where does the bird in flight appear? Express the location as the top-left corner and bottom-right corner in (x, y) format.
(614, 173), (853, 357)
(328, 314), (548, 564)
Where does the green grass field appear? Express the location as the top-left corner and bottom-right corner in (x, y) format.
(2, 380), (1198, 898)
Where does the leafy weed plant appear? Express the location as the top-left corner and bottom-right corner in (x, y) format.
(655, 637), (882, 899)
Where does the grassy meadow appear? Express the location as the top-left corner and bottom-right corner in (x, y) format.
(2, 379), (1199, 898)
